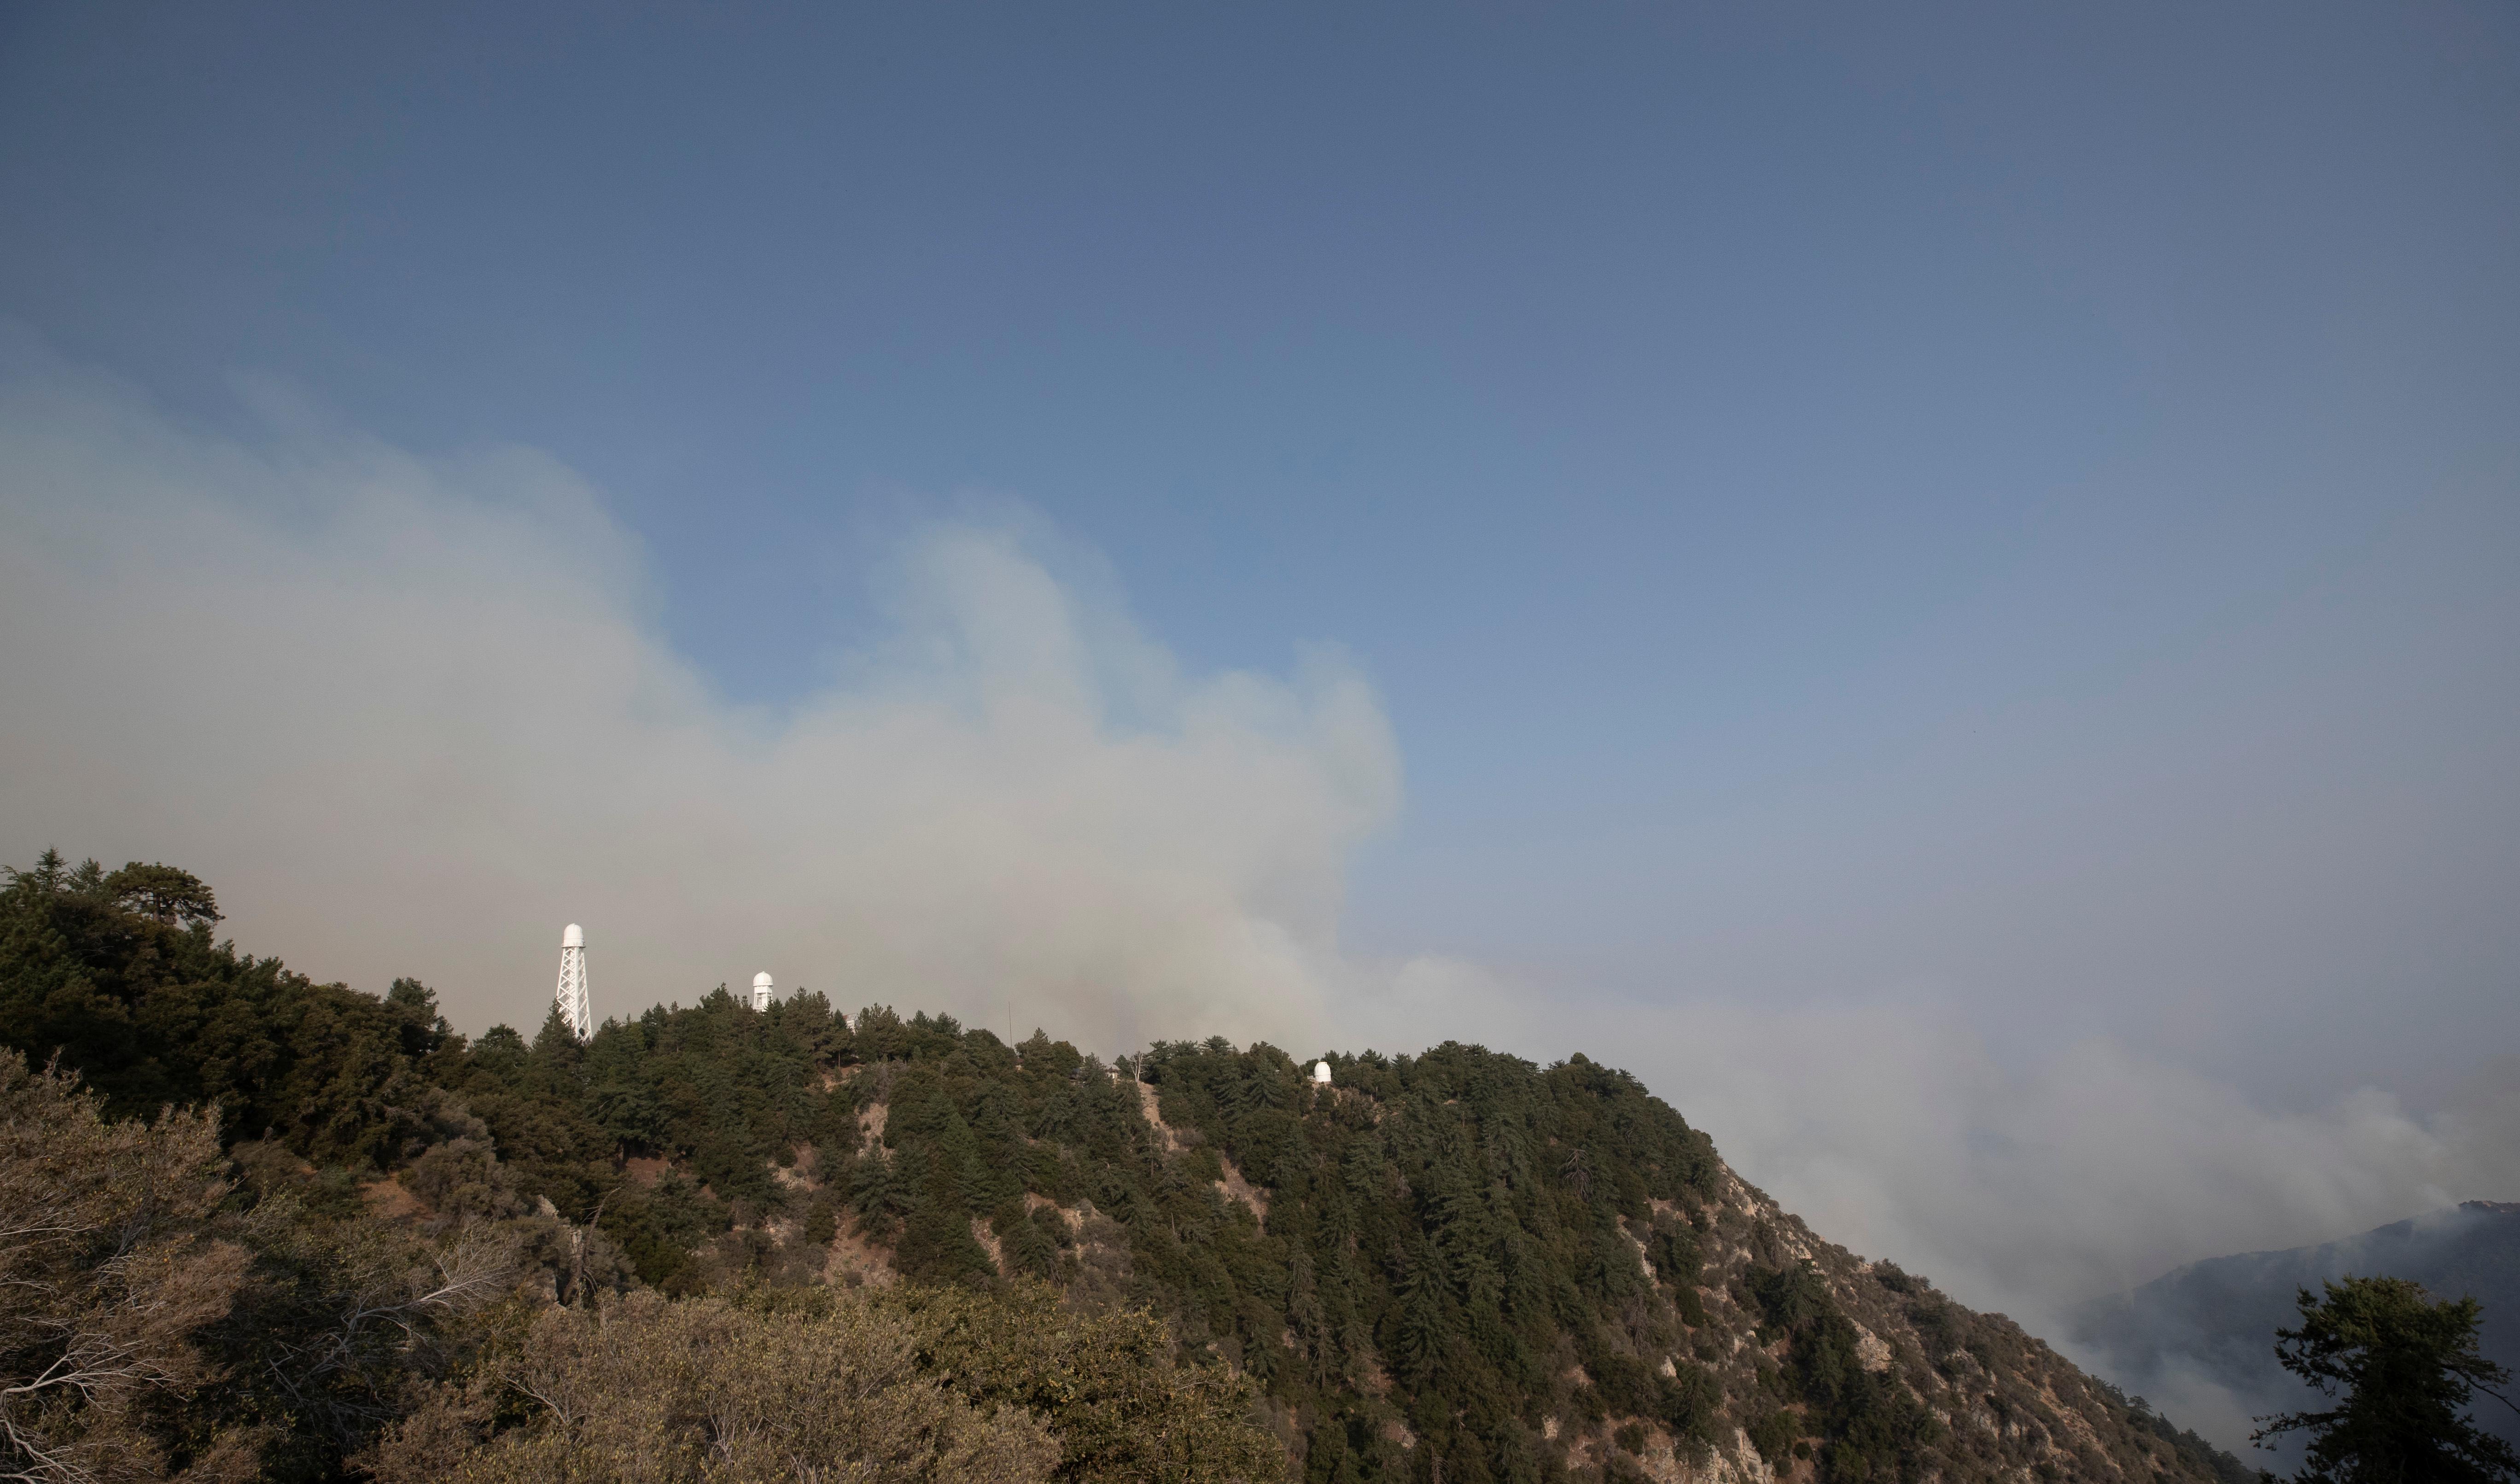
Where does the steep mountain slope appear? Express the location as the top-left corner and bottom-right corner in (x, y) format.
(1628, 1162), (2259, 1484)
(1066, 1036), (2252, 1484)
(2, 851), (2256, 1483)
(2072, 1202), (2520, 1457)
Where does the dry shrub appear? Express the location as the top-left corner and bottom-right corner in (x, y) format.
(361, 1290), (1056, 1484)
(0, 1050), (258, 1483)
(882, 1283), (1285, 1483)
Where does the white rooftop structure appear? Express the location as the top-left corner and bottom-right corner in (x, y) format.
(1312, 1059), (1333, 1086)
(751, 971), (775, 1011)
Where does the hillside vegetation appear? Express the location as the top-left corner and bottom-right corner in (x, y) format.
(2, 851), (2252, 1484)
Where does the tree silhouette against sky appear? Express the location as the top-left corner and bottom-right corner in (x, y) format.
(2254, 1275), (2520, 1484)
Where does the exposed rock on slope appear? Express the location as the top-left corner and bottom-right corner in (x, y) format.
(1669, 1163), (2258, 1484)
(799, 1033), (2257, 1484)
(0, 854), (2259, 1484)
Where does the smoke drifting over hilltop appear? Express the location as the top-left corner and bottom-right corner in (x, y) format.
(3, 342), (2514, 1429)
(0, 340), (1394, 1055)
(1341, 976), (2520, 1341)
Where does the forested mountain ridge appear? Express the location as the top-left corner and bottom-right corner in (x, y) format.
(1, 850), (2254, 1484)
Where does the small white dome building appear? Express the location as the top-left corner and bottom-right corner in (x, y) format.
(1312, 1060), (1333, 1086)
(751, 971), (775, 1011)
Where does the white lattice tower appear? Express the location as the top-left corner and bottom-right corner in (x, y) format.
(555, 923), (591, 1040)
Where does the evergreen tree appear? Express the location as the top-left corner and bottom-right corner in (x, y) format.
(0, 847), (2271, 1484)
(2254, 1275), (2520, 1484)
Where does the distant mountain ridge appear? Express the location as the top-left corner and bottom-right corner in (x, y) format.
(2072, 1201), (2520, 1458)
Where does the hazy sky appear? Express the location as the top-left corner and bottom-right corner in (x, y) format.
(3, 2), (2516, 1404)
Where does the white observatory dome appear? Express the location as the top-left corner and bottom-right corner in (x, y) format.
(562, 923), (584, 948)
(753, 971), (774, 990)
(751, 971), (775, 1011)
(1312, 1060), (1333, 1086)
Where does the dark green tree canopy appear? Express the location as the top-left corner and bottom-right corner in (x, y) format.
(3, 847), (2267, 1484)
(2254, 1275), (2520, 1484)
(103, 860), (222, 926)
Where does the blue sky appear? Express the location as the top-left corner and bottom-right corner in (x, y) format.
(5, 2), (2518, 1334)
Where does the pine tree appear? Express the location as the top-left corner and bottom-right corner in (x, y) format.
(2253, 1275), (2520, 1484)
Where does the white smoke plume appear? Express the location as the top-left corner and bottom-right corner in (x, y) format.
(1343, 973), (2520, 1309)
(0, 339), (1394, 1054)
(4, 340), (2514, 1451)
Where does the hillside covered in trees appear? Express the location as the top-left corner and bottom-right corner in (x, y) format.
(2, 851), (2256, 1484)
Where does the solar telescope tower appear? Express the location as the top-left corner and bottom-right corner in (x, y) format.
(555, 923), (592, 1040)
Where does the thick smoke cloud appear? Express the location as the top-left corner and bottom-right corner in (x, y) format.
(3, 343), (2513, 1453)
(1340, 972), (2520, 1449)
(0, 342), (1395, 1054)
(1342, 974), (2520, 1304)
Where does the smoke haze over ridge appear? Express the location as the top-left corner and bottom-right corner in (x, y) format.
(0, 338), (1396, 1057)
(6, 338), (2517, 1453)
(7, 6), (2520, 1458)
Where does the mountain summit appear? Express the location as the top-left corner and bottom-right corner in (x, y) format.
(2, 852), (2253, 1483)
